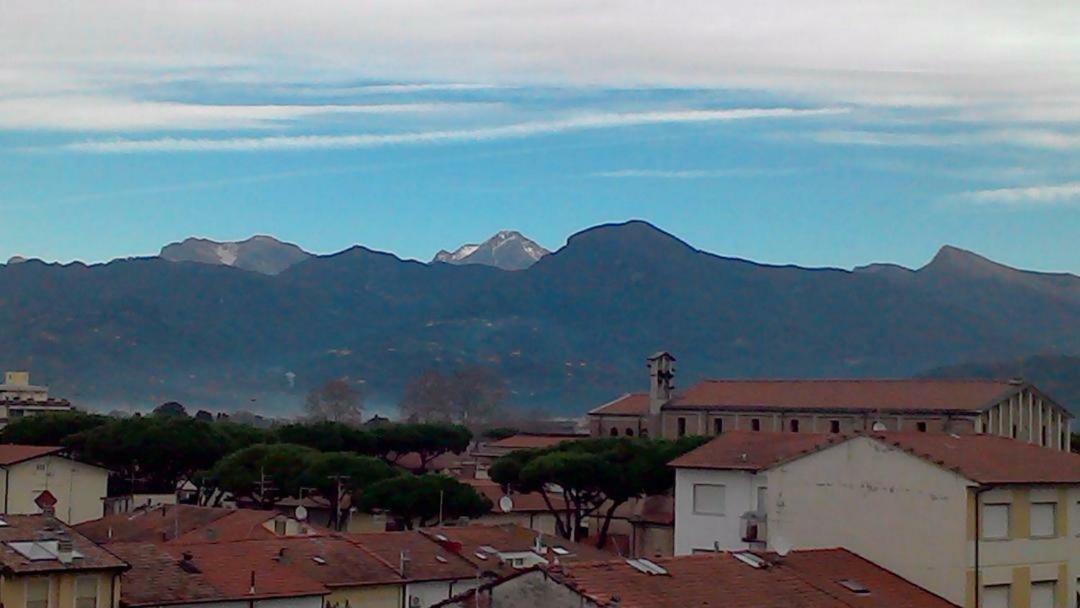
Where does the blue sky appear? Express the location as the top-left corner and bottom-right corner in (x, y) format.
(1, 1), (1077, 272)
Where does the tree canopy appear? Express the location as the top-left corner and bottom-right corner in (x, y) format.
(357, 474), (490, 529)
(275, 420), (374, 454)
(373, 423), (472, 471)
(0, 411), (109, 446)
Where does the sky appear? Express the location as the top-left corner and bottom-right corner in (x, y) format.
(1, 1), (1078, 273)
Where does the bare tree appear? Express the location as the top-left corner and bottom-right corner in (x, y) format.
(399, 367), (505, 424)
(305, 378), (364, 424)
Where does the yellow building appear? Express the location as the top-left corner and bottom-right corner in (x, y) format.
(0, 514), (128, 608)
(0, 445), (109, 525)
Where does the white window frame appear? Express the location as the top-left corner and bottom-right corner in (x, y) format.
(981, 503), (1010, 540)
(692, 483), (725, 516)
(1029, 502), (1057, 538)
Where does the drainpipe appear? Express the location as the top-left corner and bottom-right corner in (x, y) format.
(3, 465), (9, 514)
(973, 485), (995, 608)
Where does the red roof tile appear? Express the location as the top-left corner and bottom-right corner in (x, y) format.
(868, 432), (1080, 484)
(0, 515), (128, 575)
(462, 479), (568, 513)
(589, 393), (650, 416)
(0, 444), (64, 465)
(76, 504), (322, 546)
(348, 530), (478, 582)
(672, 379), (1022, 413)
(486, 434), (587, 450)
(668, 431), (847, 471)
(552, 549), (957, 608)
(423, 524), (613, 567)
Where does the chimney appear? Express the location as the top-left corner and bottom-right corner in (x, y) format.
(399, 550), (410, 578)
(56, 533), (74, 564)
(646, 352), (676, 415)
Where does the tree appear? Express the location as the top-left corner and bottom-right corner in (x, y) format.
(490, 436), (707, 547)
(208, 443), (319, 506)
(275, 421), (375, 454)
(302, 452), (397, 529)
(305, 379), (363, 424)
(372, 423), (472, 471)
(399, 367), (505, 424)
(357, 474), (490, 529)
(482, 427), (520, 441)
(152, 401), (188, 418)
(0, 411), (108, 446)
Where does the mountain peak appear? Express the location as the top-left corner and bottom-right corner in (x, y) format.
(921, 245), (1012, 277)
(160, 235), (312, 275)
(432, 230), (549, 270)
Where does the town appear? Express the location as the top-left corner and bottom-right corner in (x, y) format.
(0, 357), (1076, 608)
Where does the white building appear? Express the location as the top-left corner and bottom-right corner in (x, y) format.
(670, 430), (1080, 608)
(0, 371), (73, 428)
(0, 444), (110, 524)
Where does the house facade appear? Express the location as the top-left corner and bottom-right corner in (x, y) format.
(589, 353), (1074, 450)
(0, 445), (109, 525)
(670, 431), (1080, 608)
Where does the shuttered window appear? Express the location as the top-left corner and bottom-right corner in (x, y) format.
(1029, 502), (1056, 538)
(981, 504), (1009, 540)
(982, 584), (1010, 608)
(693, 484), (725, 516)
(1030, 581), (1055, 608)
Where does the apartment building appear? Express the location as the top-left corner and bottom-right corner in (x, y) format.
(589, 353), (1074, 450)
(0, 372), (73, 429)
(670, 431), (1080, 607)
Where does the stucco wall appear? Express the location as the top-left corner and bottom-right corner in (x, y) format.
(446, 570), (593, 608)
(409, 578), (481, 608)
(326, 583), (402, 608)
(1, 455), (109, 524)
(673, 468), (763, 555)
(765, 436), (971, 604)
(0, 571), (122, 608)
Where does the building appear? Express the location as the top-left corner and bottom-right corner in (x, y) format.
(0, 445), (110, 524)
(471, 434), (588, 479)
(583, 495), (675, 558)
(670, 430), (1080, 607)
(461, 479), (564, 535)
(0, 514), (129, 608)
(75, 503), (320, 544)
(589, 353), (1074, 450)
(348, 530), (484, 608)
(0, 372), (73, 428)
(435, 548), (959, 608)
(421, 523), (613, 574)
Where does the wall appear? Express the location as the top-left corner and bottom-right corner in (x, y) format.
(326, 583), (402, 608)
(473, 511), (559, 536)
(0, 571), (120, 608)
(1, 455), (109, 524)
(765, 436), (971, 605)
(408, 578), (482, 608)
(673, 468), (762, 555)
(660, 409), (982, 439)
(446, 570), (594, 608)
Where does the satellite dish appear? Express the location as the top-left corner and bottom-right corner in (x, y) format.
(871, 421), (887, 432)
(498, 496), (514, 513)
(772, 536), (792, 557)
(294, 505), (308, 521)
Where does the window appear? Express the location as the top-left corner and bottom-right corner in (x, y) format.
(983, 584), (1010, 608)
(1030, 580), (1055, 608)
(916, 422), (927, 432)
(981, 503), (1010, 540)
(609, 427), (618, 437)
(1030, 502), (1057, 538)
(677, 417), (687, 437)
(625, 428), (634, 437)
(692, 484), (725, 516)
(789, 419), (799, 433)
(1011, 425), (1017, 438)
(751, 418), (761, 432)
(713, 418), (723, 435)
(1041, 427), (1047, 445)
(755, 487), (767, 514)
(274, 518), (287, 536)
(76, 576), (98, 608)
(26, 577), (48, 608)
(830, 420), (841, 433)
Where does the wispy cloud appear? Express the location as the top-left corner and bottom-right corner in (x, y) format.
(59, 107), (846, 153)
(0, 96), (490, 131)
(959, 182), (1080, 207)
(813, 129), (1080, 150)
(590, 168), (793, 179)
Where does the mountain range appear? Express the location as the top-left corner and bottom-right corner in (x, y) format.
(1, 220), (1076, 414)
(433, 230), (549, 270)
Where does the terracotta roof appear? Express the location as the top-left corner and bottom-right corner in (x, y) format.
(423, 524), (613, 567)
(76, 504), (320, 546)
(111, 540), (329, 606)
(348, 530), (478, 582)
(169, 509), (292, 545)
(486, 434), (587, 450)
(0, 515), (128, 575)
(461, 479), (567, 513)
(274, 536), (403, 587)
(588, 393), (650, 416)
(550, 549), (957, 608)
(868, 432), (1080, 484)
(0, 444), (64, 466)
(671, 379), (1024, 413)
(668, 431), (847, 471)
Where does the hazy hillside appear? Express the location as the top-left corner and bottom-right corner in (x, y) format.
(1, 221), (1076, 414)
(919, 354), (1080, 415)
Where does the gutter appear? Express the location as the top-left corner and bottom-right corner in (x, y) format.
(973, 485), (996, 608)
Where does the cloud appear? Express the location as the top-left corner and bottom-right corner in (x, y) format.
(0, 96), (491, 131)
(813, 129), (1080, 149)
(960, 182), (1080, 207)
(590, 168), (792, 179)
(59, 107), (845, 153)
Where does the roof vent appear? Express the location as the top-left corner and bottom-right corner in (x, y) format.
(838, 579), (870, 595)
(1008, 377), (1024, 385)
(626, 558), (668, 575)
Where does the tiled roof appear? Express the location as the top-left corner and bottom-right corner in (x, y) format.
(551, 549), (957, 608)
(588, 393), (650, 416)
(486, 434), (588, 450)
(668, 431), (847, 471)
(671, 379), (1023, 413)
(169, 508), (290, 545)
(274, 536), (403, 587)
(348, 530), (478, 582)
(0, 444), (64, 465)
(0, 515), (128, 574)
(868, 432), (1080, 484)
(111, 540), (329, 606)
(76, 505), (239, 544)
(461, 479), (567, 513)
(423, 524), (614, 567)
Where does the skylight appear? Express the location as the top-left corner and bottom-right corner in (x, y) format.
(479, 545), (498, 554)
(435, 555), (448, 563)
(733, 552), (766, 569)
(626, 558), (668, 576)
(838, 579), (870, 595)
(311, 556), (327, 565)
(7, 541), (83, 562)
(473, 552), (488, 560)
(552, 547), (570, 555)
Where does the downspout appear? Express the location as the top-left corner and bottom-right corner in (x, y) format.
(3, 465), (9, 514)
(973, 485), (995, 608)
